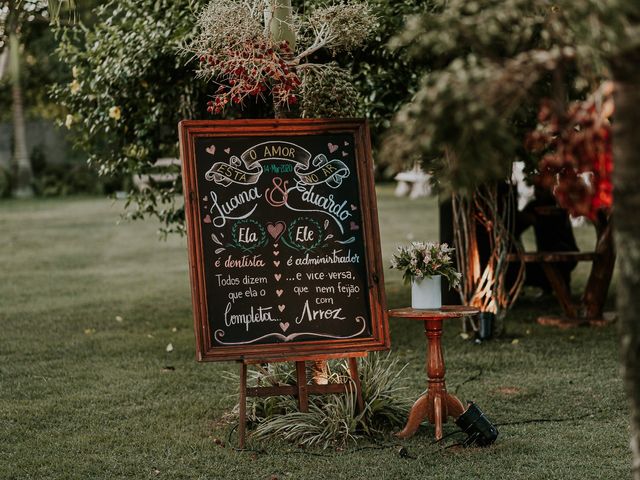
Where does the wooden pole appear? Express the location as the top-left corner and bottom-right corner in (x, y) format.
(295, 361), (309, 412)
(238, 362), (247, 449)
(348, 357), (364, 413)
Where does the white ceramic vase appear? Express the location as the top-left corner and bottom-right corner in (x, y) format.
(411, 275), (442, 310)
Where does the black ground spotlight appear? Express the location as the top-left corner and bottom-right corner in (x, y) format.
(455, 402), (499, 447)
(477, 312), (495, 341)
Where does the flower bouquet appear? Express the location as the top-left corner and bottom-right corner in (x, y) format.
(390, 242), (461, 309)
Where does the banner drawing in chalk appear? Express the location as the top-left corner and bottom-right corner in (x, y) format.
(205, 141), (350, 188)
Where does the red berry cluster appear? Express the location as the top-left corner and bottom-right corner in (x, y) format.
(525, 83), (614, 219)
(200, 40), (301, 114)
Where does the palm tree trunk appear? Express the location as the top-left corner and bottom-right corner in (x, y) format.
(268, 0), (298, 119)
(9, 31), (33, 198)
(268, 0), (296, 51)
(0, 49), (10, 174)
(612, 49), (640, 480)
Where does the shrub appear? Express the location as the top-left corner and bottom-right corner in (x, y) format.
(53, 0), (210, 233)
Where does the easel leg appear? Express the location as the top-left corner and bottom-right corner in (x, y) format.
(238, 362), (247, 449)
(348, 357), (364, 413)
(295, 361), (309, 412)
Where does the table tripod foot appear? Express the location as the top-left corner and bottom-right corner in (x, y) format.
(445, 393), (465, 419)
(395, 394), (429, 439)
(434, 395), (443, 440)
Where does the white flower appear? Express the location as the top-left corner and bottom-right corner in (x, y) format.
(64, 114), (74, 129)
(108, 106), (122, 121)
(69, 79), (81, 94)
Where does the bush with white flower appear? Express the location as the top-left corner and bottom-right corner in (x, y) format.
(390, 242), (461, 287)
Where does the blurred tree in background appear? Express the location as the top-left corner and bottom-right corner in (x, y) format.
(382, 0), (621, 193)
(0, 0), (50, 197)
(53, 0), (212, 233)
(0, 0), (97, 198)
(347, 0), (434, 156)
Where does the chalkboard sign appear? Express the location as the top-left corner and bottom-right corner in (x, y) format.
(179, 119), (389, 362)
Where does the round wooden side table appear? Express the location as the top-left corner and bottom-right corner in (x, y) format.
(389, 306), (479, 440)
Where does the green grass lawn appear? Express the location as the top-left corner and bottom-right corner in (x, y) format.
(0, 186), (629, 479)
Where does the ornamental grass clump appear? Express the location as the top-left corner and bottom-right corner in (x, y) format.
(390, 241), (461, 287)
(232, 353), (410, 449)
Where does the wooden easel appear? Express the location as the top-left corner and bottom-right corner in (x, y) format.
(237, 352), (366, 448)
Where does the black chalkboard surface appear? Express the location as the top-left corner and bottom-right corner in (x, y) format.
(179, 119), (389, 361)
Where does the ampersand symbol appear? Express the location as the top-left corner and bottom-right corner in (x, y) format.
(265, 177), (289, 207)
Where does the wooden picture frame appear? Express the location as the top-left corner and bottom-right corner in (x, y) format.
(179, 119), (389, 362)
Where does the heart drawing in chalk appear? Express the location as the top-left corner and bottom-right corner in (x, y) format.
(350, 221), (359, 231)
(279, 322), (289, 332)
(276, 289), (284, 297)
(273, 260), (280, 267)
(205, 145), (216, 156)
(278, 305), (286, 312)
(328, 143), (339, 153)
(274, 274), (282, 281)
(203, 196), (208, 202)
(344, 141), (349, 146)
(224, 147), (231, 154)
(350, 204), (357, 211)
(203, 214), (212, 224)
(267, 221), (286, 242)
(342, 151), (348, 157)
(273, 250), (279, 256)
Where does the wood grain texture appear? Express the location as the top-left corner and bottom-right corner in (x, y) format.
(388, 306), (478, 320)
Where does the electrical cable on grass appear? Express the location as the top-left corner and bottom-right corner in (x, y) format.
(448, 359), (616, 431)
(431, 429), (466, 444)
(453, 365), (484, 395)
(495, 412), (595, 427)
(452, 357), (498, 396)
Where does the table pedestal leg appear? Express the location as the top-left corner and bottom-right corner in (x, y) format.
(395, 388), (466, 439)
(396, 319), (466, 440)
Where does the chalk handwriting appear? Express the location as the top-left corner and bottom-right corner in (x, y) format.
(209, 188), (261, 227)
